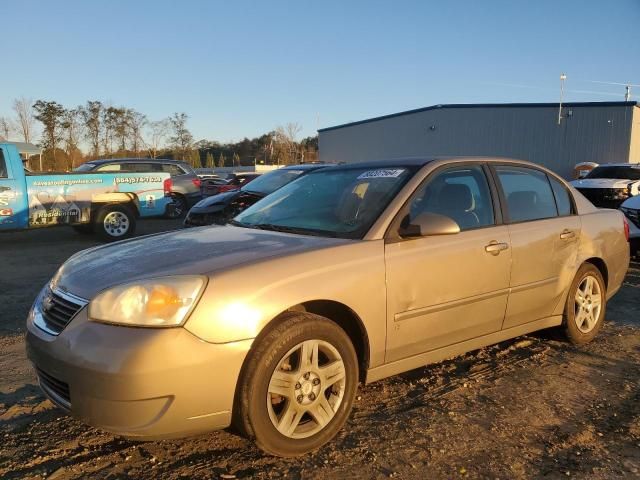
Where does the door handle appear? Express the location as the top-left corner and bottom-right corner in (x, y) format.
(485, 241), (509, 255)
(560, 229), (575, 240)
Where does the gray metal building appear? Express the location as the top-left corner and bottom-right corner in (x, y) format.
(318, 101), (640, 178)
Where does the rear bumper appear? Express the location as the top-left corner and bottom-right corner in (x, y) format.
(26, 308), (252, 440)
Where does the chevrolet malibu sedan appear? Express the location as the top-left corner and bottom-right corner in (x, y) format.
(26, 157), (630, 457)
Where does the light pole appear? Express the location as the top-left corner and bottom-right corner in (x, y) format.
(558, 73), (567, 125)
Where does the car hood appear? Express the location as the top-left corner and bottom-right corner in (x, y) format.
(53, 226), (350, 299)
(193, 190), (241, 209)
(571, 178), (637, 189)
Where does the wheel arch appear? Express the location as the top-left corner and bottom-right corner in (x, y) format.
(583, 257), (609, 288)
(248, 300), (370, 383)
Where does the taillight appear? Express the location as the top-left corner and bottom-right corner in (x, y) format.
(192, 178), (201, 188)
(163, 178), (173, 196)
(623, 216), (630, 242)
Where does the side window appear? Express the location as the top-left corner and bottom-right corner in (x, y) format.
(134, 163), (163, 173)
(162, 164), (185, 176)
(548, 176), (573, 216)
(0, 150), (7, 178)
(97, 164), (122, 172)
(409, 165), (495, 231)
(495, 166), (558, 223)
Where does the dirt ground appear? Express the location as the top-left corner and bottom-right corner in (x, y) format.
(1, 221), (639, 479)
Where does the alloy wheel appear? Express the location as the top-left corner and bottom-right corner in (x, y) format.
(266, 339), (346, 439)
(574, 274), (603, 333)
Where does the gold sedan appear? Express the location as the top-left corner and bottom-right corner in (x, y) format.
(26, 157), (630, 456)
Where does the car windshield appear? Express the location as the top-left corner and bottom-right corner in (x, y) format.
(74, 163), (97, 172)
(586, 166), (640, 180)
(241, 168), (306, 196)
(233, 166), (416, 239)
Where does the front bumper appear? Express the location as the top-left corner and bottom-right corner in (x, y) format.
(26, 306), (253, 440)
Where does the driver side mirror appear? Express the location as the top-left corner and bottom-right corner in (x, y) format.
(398, 212), (460, 238)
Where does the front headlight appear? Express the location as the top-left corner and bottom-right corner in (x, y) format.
(88, 276), (206, 327)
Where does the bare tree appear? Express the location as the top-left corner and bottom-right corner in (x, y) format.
(168, 112), (193, 160)
(128, 110), (147, 156)
(33, 100), (65, 158)
(0, 116), (12, 140)
(274, 122), (303, 164)
(81, 101), (103, 157)
(13, 97), (36, 143)
(61, 108), (84, 169)
(145, 119), (170, 158)
(102, 106), (120, 156)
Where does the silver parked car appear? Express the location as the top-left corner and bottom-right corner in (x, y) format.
(75, 158), (202, 218)
(28, 157), (629, 456)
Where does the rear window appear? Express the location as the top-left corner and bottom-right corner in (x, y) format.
(496, 166), (558, 223)
(162, 164), (187, 176)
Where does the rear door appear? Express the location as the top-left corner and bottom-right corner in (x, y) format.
(384, 163), (511, 362)
(491, 165), (581, 329)
(0, 147), (29, 230)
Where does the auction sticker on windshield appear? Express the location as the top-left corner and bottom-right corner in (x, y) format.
(357, 169), (405, 179)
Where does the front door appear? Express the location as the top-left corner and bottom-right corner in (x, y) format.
(492, 165), (581, 328)
(0, 147), (28, 230)
(385, 164), (511, 363)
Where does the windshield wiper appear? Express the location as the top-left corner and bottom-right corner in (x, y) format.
(253, 223), (338, 238)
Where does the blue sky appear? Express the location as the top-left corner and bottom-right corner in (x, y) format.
(2, 0), (639, 143)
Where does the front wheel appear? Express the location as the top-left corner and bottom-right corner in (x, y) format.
(233, 313), (359, 457)
(94, 205), (136, 242)
(562, 263), (606, 344)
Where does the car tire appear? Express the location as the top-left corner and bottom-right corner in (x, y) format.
(166, 194), (187, 219)
(562, 263), (606, 345)
(233, 312), (359, 457)
(94, 204), (136, 242)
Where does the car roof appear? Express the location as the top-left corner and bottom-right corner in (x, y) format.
(86, 158), (189, 166)
(592, 163), (640, 168)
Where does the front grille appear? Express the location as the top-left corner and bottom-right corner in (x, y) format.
(40, 289), (86, 335)
(576, 188), (630, 209)
(36, 367), (71, 410)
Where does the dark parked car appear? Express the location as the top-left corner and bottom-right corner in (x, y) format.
(75, 158), (202, 218)
(184, 164), (329, 226)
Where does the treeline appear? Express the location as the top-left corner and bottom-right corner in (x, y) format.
(0, 97), (318, 171)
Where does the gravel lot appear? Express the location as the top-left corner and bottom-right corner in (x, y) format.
(1, 221), (639, 479)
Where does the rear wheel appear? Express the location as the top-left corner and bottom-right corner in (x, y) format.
(562, 263), (606, 344)
(233, 313), (358, 457)
(95, 205), (136, 242)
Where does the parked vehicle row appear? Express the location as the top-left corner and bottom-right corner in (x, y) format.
(26, 157), (629, 457)
(75, 158), (202, 219)
(570, 163), (640, 209)
(569, 163), (640, 256)
(185, 164), (328, 226)
(0, 143), (172, 240)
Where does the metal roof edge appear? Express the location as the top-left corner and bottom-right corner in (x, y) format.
(318, 101), (639, 133)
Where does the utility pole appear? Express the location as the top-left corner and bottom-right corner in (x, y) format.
(625, 85), (631, 101)
(558, 73), (567, 125)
